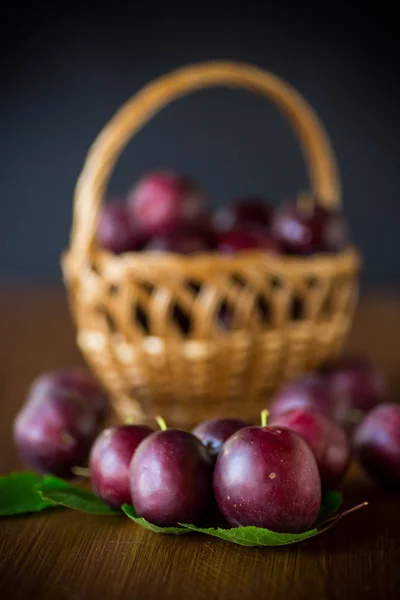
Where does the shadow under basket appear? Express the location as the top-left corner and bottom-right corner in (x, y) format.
(62, 61), (361, 427)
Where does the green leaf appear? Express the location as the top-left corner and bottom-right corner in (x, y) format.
(121, 490), (345, 542)
(0, 472), (57, 516)
(181, 501), (368, 547)
(180, 523), (317, 546)
(122, 504), (190, 535)
(317, 490), (343, 523)
(37, 476), (121, 515)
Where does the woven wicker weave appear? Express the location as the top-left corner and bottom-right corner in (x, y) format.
(62, 61), (361, 426)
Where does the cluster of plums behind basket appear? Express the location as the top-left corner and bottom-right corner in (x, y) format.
(62, 61), (360, 425)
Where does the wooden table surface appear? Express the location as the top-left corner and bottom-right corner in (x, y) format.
(1, 285), (400, 600)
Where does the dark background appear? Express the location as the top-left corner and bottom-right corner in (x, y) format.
(1, 1), (399, 284)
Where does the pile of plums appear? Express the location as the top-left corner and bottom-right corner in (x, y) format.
(13, 355), (400, 533)
(98, 170), (349, 256)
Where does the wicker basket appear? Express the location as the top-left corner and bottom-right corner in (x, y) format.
(62, 61), (361, 427)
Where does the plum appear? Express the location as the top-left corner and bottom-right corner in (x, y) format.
(269, 373), (349, 425)
(269, 407), (351, 488)
(192, 418), (248, 460)
(144, 230), (211, 254)
(193, 214), (218, 248)
(129, 427), (213, 526)
(128, 171), (206, 236)
(321, 355), (386, 416)
(217, 227), (281, 254)
(98, 200), (145, 254)
(213, 412), (321, 532)
(354, 403), (400, 487)
(14, 387), (97, 476)
(213, 198), (272, 233)
(272, 196), (349, 254)
(217, 229), (260, 253)
(31, 368), (108, 423)
(90, 424), (153, 507)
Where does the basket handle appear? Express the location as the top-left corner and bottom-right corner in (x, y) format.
(71, 61), (341, 262)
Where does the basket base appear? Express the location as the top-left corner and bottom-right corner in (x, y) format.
(77, 322), (348, 428)
(78, 322), (348, 428)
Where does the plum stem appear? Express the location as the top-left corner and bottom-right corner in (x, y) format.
(71, 466), (91, 478)
(155, 416), (168, 431)
(320, 501), (369, 527)
(125, 415), (135, 425)
(261, 409), (269, 428)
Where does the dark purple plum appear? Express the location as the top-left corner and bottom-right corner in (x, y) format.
(321, 355), (386, 415)
(128, 171), (206, 236)
(31, 368), (108, 423)
(217, 227), (282, 254)
(129, 428), (213, 526)
(269, 373), (349, 424)
(144, 229), (211, 254)
(193, 214), (218, 248)
(213, 198), (272, 233)
(192, 418), (248, 460)
(213, 414), (321, 532)
(217, 229), (260, 253)
(90, 424), (153, 507)
(98, 200), (146, 254)
(272, 196), (349, 254)
(13, 387), (97, 476)
(354, 403), (400, 487)
(270, 407), (351, 489)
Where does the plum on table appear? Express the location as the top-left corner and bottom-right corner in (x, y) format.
(192, 418), (248, 460)
(321, 355), (386, 416)
(269, 373), (349, 424)
(213, 411), (321, 532)
(354, 403), (400, 487)
(129, 420), (213, 526)
(90, 424), (153, 507)
(14, 386), (98, 476)
(31, 368), (108, 423)
(270, 407), (351, 489)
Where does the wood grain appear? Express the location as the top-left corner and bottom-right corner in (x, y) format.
(0, 285), (399, 600)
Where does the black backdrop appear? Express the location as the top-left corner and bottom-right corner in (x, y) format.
(1, 1), (399, 283)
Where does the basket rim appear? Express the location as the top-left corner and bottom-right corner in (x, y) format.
(62, 245), (361, 280)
